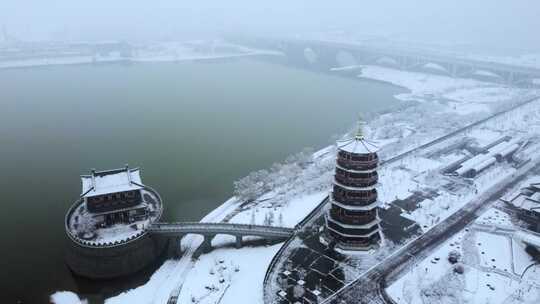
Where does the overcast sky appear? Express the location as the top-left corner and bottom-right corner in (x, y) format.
(2, 1), (539, 51)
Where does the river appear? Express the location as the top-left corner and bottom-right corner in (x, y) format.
(0, 57), (403, 303)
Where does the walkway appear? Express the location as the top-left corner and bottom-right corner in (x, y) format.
(148, 222), (294, 239)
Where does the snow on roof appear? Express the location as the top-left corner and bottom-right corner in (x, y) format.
(337, 137), (379, 154)
(510, 195), (540, 212)
(528, 176), (540, 187)
(486, 141), (513, 155)
(455, 141), (513, 175)
(81, 166), (144, 197)
(515, 231), (540, 248)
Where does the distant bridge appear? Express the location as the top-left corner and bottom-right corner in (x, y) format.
(234, 36), (540, 87)
(148, 222), (294, 254)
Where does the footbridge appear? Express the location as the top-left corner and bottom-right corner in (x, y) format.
(234, 36), (540, 87)
(148, 222), (294, 254)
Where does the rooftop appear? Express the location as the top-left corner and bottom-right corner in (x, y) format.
(337, 137), (379, 154)
(337, 118), (379, 154)
(81, 166), (144, 198)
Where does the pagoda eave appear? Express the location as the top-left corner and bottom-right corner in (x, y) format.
(330, 198), (379, 211)
(326, 214), (380, 229)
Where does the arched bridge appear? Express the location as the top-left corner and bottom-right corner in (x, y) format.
(232, 36), (540, 87)
(148, 222), (294, 254)
(149, 222), (294, 238)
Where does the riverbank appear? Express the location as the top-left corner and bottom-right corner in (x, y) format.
(0, 40), (282, 70)
(92, 63), (540, 304)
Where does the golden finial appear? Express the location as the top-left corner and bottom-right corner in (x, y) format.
(355, 115), (364, 140)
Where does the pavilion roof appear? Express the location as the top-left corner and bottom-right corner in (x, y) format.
(81, 166), (143, 198)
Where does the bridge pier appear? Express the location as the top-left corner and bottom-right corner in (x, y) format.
(451, 63), (457, 78)
(202, 234), (214, 253)
(235, 235), (243, 249)
(174, 236), (183, 258)
(167, 235), (184, 259)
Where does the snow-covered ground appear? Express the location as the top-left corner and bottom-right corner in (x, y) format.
(387, 200), (540, 304)
(105, 197), (240, 304)
(357, 65), (528, 115)
(176, 244), (281, 304)
(131, 40), (281, 63)
(229, 191), (327, 228)
(50, 291), (87, 304)
(0, 55), (119, 69)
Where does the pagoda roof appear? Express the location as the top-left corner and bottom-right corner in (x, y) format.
(81, 166), (144, 198)
(337, 137), (379, 155)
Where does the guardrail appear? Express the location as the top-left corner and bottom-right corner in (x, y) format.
(148, 222), (294, 237)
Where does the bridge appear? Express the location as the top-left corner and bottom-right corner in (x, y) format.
(148, 222), (294, 255)
(233, 36), (540, 87)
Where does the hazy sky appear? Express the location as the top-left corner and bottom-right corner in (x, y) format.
(2, 1), (539, 51)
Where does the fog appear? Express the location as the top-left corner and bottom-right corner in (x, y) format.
(2, 0), (540, 51)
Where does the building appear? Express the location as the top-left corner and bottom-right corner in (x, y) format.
(322, 123), (381, 251)
(65, 165), (166, 279)
(81, 165), (149, 226)
(502, 178), (540, 231)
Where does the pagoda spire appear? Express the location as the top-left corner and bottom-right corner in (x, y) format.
(355, 115), (365, 140)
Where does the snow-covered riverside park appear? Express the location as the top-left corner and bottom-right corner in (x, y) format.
(48, 59), (540, 304)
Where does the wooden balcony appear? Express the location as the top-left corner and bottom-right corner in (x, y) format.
(336, 157), (378, 171)
(329, 208), (377, 225)
(332, 189), (378, 205)
(334, 174), (378, 188)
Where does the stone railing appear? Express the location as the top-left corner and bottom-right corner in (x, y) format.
(64, 186), (163, 249)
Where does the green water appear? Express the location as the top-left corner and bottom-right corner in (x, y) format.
(0, 58), (402, 302)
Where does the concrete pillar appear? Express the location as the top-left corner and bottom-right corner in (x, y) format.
(398, 56), (406, 69)
(168, 235), (183, 259)
(508, 71), (515, 85)
(235, 235), (243, 249)
(202, 235), (214, 253)
(175, 236), (183, 258)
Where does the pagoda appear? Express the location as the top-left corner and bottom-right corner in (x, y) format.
(322, 120), (381, 251)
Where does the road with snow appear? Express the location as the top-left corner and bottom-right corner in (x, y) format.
(321, 158), (540, 304)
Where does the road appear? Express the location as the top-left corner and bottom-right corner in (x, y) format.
(321, 157), (540, 304)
